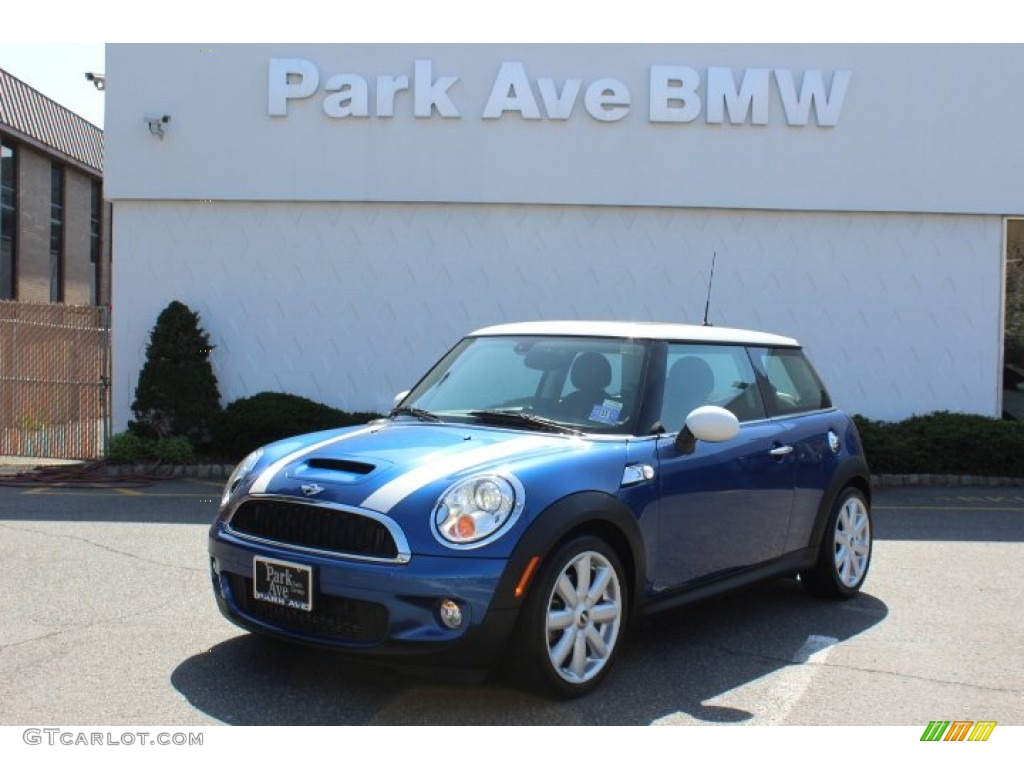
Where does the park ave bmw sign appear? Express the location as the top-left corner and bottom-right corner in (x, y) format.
(268, 59), (850, 127)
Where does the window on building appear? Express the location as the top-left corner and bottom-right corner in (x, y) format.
(50, 162), (64, 302)
(0, 140), (15, 300)
(1003, 219), (1024, 419)
(90, 178), (101, 304)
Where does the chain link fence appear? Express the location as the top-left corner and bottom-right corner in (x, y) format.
(0, 300), (110, 459)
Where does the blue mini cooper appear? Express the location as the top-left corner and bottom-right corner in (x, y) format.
(209, 321), (872, 696)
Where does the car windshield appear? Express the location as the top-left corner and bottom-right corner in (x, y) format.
(399, 335), (651, 435)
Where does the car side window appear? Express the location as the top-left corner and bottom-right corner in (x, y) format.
(749, 346), (833, 415)
(660, 344), (766, 432)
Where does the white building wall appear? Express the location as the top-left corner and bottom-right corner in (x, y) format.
(112, 201), (1001, 428)
(105, 44), (1024, 216)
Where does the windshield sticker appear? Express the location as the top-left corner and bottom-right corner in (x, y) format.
(589, 400), (622, 425)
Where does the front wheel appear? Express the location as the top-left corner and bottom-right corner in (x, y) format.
(801, 487), (872, 598)
(511, 535), (627, 698)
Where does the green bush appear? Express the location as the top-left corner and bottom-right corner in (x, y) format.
(107, 432), (154, 463)
(107, 432), (198, 464)
(213, 392), (382, 460)
(152, 435), (197, 465)
(853, 411), (1024, 477)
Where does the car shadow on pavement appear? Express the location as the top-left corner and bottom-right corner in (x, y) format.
(171, 578), (887, 725)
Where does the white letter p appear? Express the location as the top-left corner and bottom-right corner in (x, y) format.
(268, 59), (319, 116)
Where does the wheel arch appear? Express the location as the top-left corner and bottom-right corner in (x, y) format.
(807, 456), (872, 555)
(491, 490), (647, 616)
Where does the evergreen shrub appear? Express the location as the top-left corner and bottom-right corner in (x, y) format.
(853, 411), (1024, 477)
(214, 392), (382, 459)
(130, 300), (221, 443)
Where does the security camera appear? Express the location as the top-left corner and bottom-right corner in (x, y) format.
(84, 72), (106, 91)
(144, 114), (171, 139)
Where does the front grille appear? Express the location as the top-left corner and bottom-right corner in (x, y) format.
(228, 499), (399, 559)
(228, 574), (389, 644)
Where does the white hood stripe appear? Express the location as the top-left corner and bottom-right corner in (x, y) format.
(249, 427), (377, 494)
(359, 435), (557, 513)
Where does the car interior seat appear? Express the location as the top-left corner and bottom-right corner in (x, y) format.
(560, 352), (612, 422)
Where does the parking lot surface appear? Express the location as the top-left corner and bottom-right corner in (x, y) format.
(0, 479), (1021, 725)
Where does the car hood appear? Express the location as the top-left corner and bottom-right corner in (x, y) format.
(241, 421), (625, 517)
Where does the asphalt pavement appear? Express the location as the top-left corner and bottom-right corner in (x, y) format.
(0, 479), (1021, 726)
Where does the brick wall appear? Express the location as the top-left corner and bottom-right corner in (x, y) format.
(16, 144), (49, 302)
(13, 143), (101, 305)
(63, 168), (93, 305)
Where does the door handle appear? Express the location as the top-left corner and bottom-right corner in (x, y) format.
(769, 445), (794, 457)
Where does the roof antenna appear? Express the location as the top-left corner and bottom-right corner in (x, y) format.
(702, 251), (717, 327)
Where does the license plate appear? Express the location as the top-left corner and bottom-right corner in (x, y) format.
(253, 556), (313, 612)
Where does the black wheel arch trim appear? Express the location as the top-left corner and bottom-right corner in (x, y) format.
(807, 455), (872, 555)
(491, 491), (647, 614)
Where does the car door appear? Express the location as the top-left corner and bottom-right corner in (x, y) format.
(748, 345), (841, 552)
(654, 343), (795, 591)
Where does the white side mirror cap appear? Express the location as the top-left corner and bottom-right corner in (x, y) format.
(685, 405), (739, 443)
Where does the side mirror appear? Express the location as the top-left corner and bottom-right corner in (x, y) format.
(674, 406), (740, 454)
(393, 390), (410, 408)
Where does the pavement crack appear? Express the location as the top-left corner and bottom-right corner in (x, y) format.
(0, 521), (205, 574)
(0, 628), (66, 651)
(0, 601), (170, 652)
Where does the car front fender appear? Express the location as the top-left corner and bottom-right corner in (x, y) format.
(488, 490), (647, 617)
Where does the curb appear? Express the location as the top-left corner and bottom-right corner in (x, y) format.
(99, 463), (236, 479)
(0, 462), (236, 480)
(6, 462), (1024, 488)
(102, 467), (1024, 487)
(871, 474), (1024, 488)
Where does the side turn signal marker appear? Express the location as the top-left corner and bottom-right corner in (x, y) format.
(514, 556), (541, 599)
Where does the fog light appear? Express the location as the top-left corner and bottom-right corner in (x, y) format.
(439, 599), (462, 629)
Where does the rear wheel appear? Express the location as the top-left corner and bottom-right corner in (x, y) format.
(801, 487), (872, 598)
(512, 535), (627, 698)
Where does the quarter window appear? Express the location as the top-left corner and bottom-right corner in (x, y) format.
(749, 347), (832, 415)
(660, 344), (766, 431)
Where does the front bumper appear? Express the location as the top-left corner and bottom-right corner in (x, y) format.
(208, 522), (520, 669)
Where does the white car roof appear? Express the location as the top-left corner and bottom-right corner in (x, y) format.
(470, 321), (800, 347)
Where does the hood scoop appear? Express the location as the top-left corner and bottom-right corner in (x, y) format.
(287, 456), (384, 486)
(306, 458), (375, 475)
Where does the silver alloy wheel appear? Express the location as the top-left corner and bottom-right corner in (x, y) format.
(833, 494), (871, 588)
(545, 550), (623, 684)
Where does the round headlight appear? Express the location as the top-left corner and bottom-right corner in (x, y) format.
(474, 479), (505, 512)
(221, 448), (264, 506)
(433, 474), (523, 547)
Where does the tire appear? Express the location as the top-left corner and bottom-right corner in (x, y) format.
(511, 535), (627, 698)
(801, 487), (872, 598)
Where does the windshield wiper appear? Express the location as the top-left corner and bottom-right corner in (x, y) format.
(468, 410), (582, 436)
(389, 406), (442, 422)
